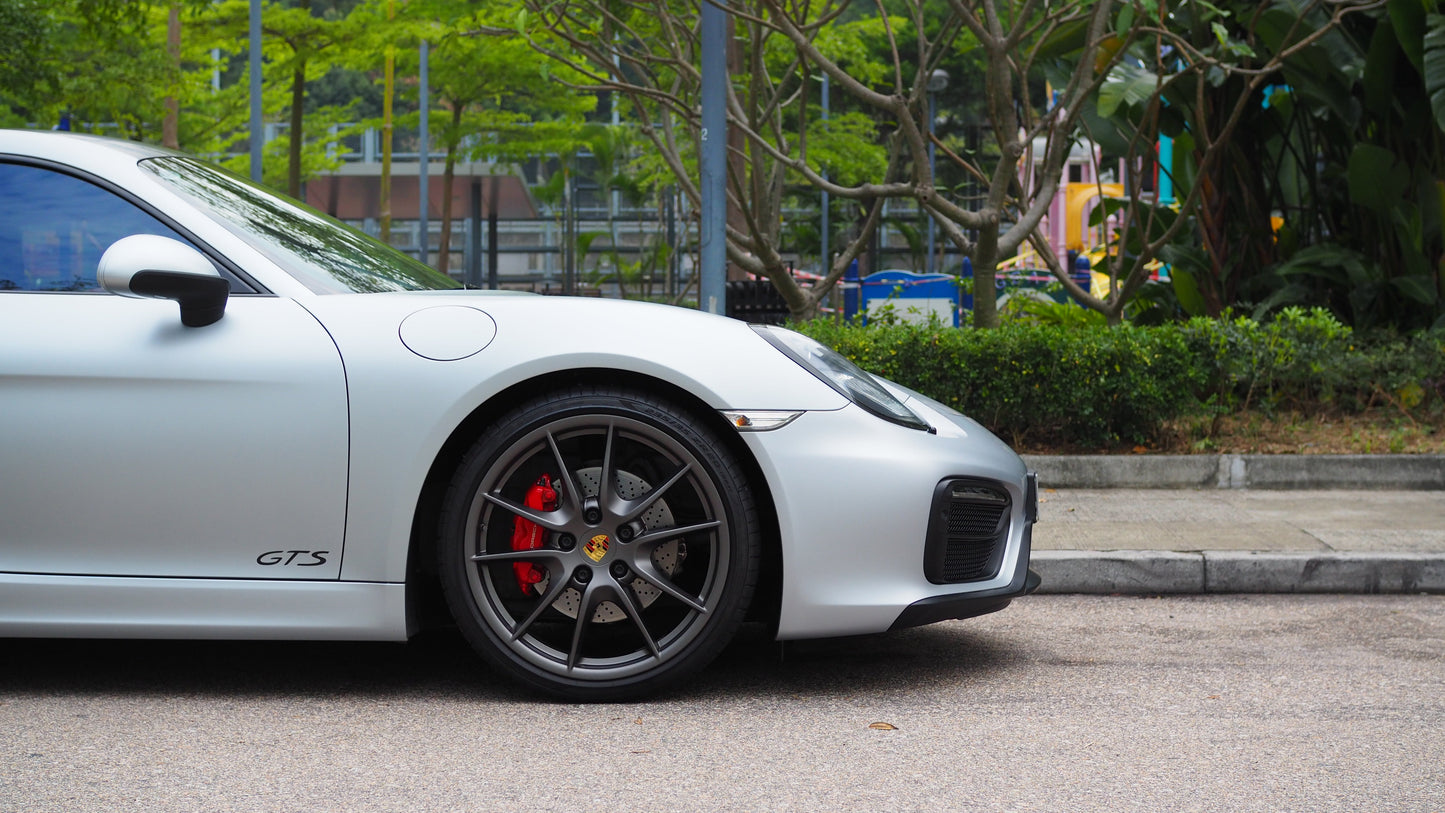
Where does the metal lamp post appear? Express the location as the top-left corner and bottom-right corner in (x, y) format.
(820, 74), (830, 281)
(249, 0), (263, 183)
(925, 69), (948, 276)
(699, 0), (727, 315)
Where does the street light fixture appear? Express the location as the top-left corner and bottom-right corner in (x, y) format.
(926, 69), (948, 276)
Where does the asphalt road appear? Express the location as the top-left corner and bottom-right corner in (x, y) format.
(3, 594), (1442, 812)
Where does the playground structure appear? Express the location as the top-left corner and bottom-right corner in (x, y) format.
(839, 136), (1177, 325)
(996, 136), (1175, 303)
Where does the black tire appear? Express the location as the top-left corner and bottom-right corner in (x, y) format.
(437, 386), (760, 701)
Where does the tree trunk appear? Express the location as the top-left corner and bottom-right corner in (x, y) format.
(379, 0), (396, 244)
(285, 0), (312, 199)
(287, 60), (306, 198)
(162, 3), (180, 150)
(970, 205), (1002, 328)
(436, 106), (462, 278)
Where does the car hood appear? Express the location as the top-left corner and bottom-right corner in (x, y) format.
(293, 290), (852, 413)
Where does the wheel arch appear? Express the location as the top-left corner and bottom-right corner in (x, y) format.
(404, 368), (783, 636)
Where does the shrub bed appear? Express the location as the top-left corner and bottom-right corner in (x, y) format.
(795, 308), (1445, 449)
(1178, 308), (1445, 415)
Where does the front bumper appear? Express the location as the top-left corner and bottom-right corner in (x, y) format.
(738, 391), (1040, 640)
(890, 524), (1042, 630)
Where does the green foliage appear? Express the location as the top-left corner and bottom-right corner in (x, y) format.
(1001, 291), (1109, 328)
(1180, 307), (1354, 411)
(1425, 13), (1445, 130)
(1347, 144), (1411, 215)
(212, 109), (354, 191)
(406, 0), (594, 163)
(6, 0), (181, 137)
(1082, 0), (1445, 331)
(1252, 244), (1385, 327)
(1246, 4), (1443, 330)
(802, 111), (888, 187)
(1180, 307), (1445, 415)
(3, 0), (592, 196)
(0, 0), (58, 123)
(796, 318), (1203, 448)
(1096, 61), (1160, 119)
(796, 310), (1445, 448)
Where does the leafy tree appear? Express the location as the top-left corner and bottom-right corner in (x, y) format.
(3, 0), (364, 194)
(1236, 0), (1445, 329)
(519, 0), (897, 319)
(562, 123), (672, 298)
(5, 1), (185, 137)
(1079, 0), (1400, 326)
(702, 0), (1137, 326)
(0, 0), (60, 126)
(394, 0), (593, 275)
(203, 0), (356, 195)
(518, 0), (1136, 325)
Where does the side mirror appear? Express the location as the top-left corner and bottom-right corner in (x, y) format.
(98, 234), (229, 328)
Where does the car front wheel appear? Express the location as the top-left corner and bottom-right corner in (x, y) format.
(437, 386), (759, 700)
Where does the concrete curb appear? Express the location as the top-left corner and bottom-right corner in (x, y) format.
(1032, 550), (1445, 595)
(1023, 453), (1445, 490)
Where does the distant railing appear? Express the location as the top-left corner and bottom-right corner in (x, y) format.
(33, 121), (959, 284)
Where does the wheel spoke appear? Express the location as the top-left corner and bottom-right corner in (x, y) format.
(481, 491), (565, 531)
(508, 574), (573, 642)
(612, 580), (661, 659)
(545, 430), (583, 515)
(566, 579), (605, 670)
(616, 462), (692, 523)
(470, 547), (566, 564)
(630, 559), (708, 614)
(598, 421), (617, 508)
(632, 519), (720, 548)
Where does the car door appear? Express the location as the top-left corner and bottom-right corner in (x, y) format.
(0, 159), (350, 580)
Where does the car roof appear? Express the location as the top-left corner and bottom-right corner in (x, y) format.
(0, 129), (176, 174)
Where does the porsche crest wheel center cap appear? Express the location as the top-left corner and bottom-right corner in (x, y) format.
(583, 533), (610, 562)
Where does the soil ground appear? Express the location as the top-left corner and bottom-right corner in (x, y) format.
(1015, 408), (1445, 456)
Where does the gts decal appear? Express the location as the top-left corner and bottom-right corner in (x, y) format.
(256, 550), (330, 567)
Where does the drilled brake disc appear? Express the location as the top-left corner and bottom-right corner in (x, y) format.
(540, 467), (686, 623)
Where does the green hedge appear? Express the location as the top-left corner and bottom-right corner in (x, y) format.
(798, 319), (1202, 447)
(1178, 308), (1445, 414)
(795, 307), (1445, 448)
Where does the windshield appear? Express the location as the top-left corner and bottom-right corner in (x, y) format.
(142, 156), (461, 294)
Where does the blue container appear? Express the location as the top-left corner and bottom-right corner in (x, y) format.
(847, 269), (962, 327)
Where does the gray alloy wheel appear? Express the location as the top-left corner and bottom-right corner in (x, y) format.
(438, 387), (759, 701)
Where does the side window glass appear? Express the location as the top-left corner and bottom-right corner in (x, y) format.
(0, 162), (194, 292)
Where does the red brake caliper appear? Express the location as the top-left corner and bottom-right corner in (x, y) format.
(509, 474), (557, 595)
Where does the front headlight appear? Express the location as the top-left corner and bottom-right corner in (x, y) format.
(753, 325), (932, 432)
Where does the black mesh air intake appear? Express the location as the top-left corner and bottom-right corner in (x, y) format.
(923, 479), (1011, 584)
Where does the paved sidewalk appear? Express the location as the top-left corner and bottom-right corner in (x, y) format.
(1021, 455), (1445, 594)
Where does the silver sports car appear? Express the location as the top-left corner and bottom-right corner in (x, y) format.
(0, 130), (1038, 700)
